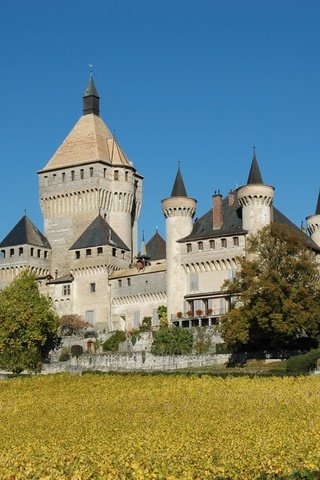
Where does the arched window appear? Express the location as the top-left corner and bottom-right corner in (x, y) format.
(209, 240), (215, 249)
(114, 170), (119, 181)
(187, 243), (192, 253)
(221, 238), (227, 248)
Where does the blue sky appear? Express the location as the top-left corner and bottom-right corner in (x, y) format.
(1, 0), (320, 244)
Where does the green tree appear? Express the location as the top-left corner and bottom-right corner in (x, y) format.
(157, 305), (168, 327)
(152, 327), (193, 355)
(220, 224), (320, 351)
(0, 270), (60, 373)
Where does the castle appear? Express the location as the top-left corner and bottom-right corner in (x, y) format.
(1, 77), (320, 332)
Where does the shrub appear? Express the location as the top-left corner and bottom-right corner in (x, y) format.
(152, 326), (193, 355)
(70, 345), (84, 358)
(59, 314), (89, 336)
(59, 347), (70, 362)
(102, 330), (126, 352)
(141, 316), (152, 331)
(286, 348), (320, 374)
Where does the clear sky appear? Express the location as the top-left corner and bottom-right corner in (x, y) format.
(1, 0), (320, 245)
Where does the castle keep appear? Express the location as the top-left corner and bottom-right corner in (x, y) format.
(1, 77), (320, 332)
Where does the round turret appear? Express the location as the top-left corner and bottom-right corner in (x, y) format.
(306, 191), (320, 247)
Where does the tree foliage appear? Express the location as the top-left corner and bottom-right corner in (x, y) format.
(152, 326), (193, 355)
(59, 314), (89, 336)
(0, 270), (60, 373)
(220, 224), (320, 351)
(157, 305), (168, 328)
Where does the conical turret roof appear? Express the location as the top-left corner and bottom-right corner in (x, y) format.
(171, 166), (187, 197)
(247, 148), (263, 184)
(315, 190), (320, 215)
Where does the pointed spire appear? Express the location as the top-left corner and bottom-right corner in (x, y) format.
(315, 190), (320, 215)
(171, 163), (187, 197)
(140, 231), (147, 256)
(247, 147), (264, 184)
(83, 76), (100, 116)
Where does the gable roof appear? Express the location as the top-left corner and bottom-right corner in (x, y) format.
(69, 214), (129, 251)
(146, 231), (166, 260)
(0, 215), (51, 248)
(40, 114), (132, 172)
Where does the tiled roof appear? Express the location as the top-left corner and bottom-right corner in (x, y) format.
(69, 214), (129, 251)
(146, 231), (166, 260)
(47, 274), (74, 285)
(0, 215), (51, 248)
(41, 114), (132, 171)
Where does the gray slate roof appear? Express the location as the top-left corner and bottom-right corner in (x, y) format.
(180, 191), (320, 252)
(247, 151), (263, 184)
(146, 231), (166, 260)
(171, 167), (187, 197)
(0, 215), (51, 248)
(69, 214), (129, 251)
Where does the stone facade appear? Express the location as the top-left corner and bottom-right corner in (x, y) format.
(1, 76), (320, 335)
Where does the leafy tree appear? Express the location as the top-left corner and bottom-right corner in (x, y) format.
(152, 326), (193, 355)
(157, 305), (168, 327)
(102, 330), (126, 352)
(59, 314), (90, 336)
(220, 224), (320, 351)
(0, 270), (60, 373)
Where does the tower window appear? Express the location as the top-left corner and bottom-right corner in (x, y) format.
(75, 251), (80, 259)
(62, 285), (71, 296)
(80, 169), (84, 179)
(10, 248), (14, 257)
(86, 249), (92, 257)
(30, 248), (34, 256)
(71, 170), (75, 181)
(221, 238), (227, 248)
(121, 250), (125, 259)
(112, 248), (117, 257)
(114, 170), (119, 181)
(44, 251), (48, 259)
(198, 241), (203, 251)
(62, 172), (65, 182)
(104, 168), (107, 178)
(118, 279), (122, 287)
(125, 171), (128, 181)
(0, 250), (5, 258)
(127, 278), (131, 286)
(90, 167), (94, 177)
(19, 247), (23, 256)
(97, 247), (103, 255)
(90, 283), (96, 292)
(37, 249), (41, 258)
(186, 243), (192, 253)
(209, 240), (215, 249)
(233, 237), (239, 247)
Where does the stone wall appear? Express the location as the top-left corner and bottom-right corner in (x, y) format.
(43, 352), (230, 374)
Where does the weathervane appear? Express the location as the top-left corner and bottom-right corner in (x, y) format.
(88, 64), (93, 79)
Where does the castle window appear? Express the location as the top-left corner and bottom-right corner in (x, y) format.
(62, 285), (71, 296)
(118, 279), (122, 287)
(90, 167), (94, 177)
(121, 250), (125, 259)
(86, 249), (92, 257)
(221, 238), (227, 248)
(90, 283), (96, 293)
(186, 243), (192, 253)
(125, 171), (128, 181)
(0, 250), (5, 258)
(62, 172), (65, 182)
(97, 247), (103, 255)
(44, 251), (48, 259)
(37, 249), (41, 258)
(233, 237), (239, 247)
(85, 310), (95, 324)
(127, 278), (131, 286)
(112, 248), (117, 257)
(198, 241), (203, 251)
(104, 168), (107, 178)
(10, 248), (14, 257)
(19, 247), (23, 256)
(30, 248), (34, 256)
(53, 174), (56, 181)
(209, 240), (215, 249)
(75, 251), (80, 259)
(114, 170), (119, 181)
(80, 169), (84, 179)
(190, 272), (198, 291)
(71, 170), (75, 181)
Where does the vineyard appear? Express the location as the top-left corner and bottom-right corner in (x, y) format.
(0, 374), (319, 479)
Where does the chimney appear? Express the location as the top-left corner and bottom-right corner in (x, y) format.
(228, 189), (235, 206)
(212, 191), (223, 229)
